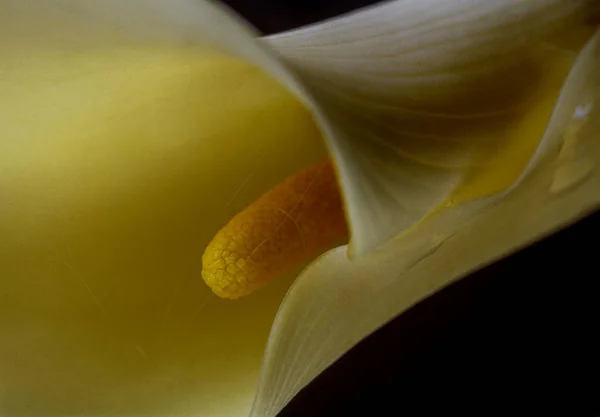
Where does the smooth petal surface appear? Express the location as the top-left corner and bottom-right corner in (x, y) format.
(252, 29), (600, 417)
(266, 0), (596, 257)
(1, 0), (297, 84)
(0, 1), (326, 415)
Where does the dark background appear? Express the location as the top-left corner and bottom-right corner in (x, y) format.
(222, 0), (382, 35)
(221, 1), (600, 415)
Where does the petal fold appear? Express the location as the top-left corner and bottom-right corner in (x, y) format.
(266, 0), (597, 256)
(252, 27), (600, 417)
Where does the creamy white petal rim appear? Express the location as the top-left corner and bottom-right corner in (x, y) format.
(265, 0), (596, 257)
(0, 0), (305, 92)
(251, 28), (600, 417)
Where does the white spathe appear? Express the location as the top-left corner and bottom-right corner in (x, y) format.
(0, 1), (597, 416)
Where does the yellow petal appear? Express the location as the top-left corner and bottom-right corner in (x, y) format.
(267, 0), (597, 257)
(251, 28), (600, 417)
(0, 1), (325, 415)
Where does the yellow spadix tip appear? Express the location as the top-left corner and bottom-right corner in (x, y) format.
(201, 159), (348, 299)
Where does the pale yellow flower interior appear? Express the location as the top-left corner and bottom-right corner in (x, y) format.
(0, 46), (326, 415)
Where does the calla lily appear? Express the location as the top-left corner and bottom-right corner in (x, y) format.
(0, 1), (598, 417)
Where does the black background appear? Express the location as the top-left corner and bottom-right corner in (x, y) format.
(221, 0), (381, 35)
(221, 1), (600, 415)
